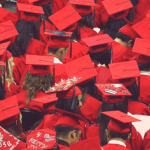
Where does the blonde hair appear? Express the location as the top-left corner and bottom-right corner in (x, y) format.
(23, 72), (53, 105)
(0, 57), (16, 90)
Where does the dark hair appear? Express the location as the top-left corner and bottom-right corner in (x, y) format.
(130, 0), (139, 6)
(126, 81), (139, 101)
(55, 126), (80, 138)
(54, 97), (79, 114)
(88, 49), (111, 67)
(115, 32), (135, 47)
(79, 13), (94, 29)
(0, 77), (5, 100)
(97, 96), (128, 146)
(8, 20), (40, 57)
(138, 62), (150, 71)
(108, 129), (130, 140)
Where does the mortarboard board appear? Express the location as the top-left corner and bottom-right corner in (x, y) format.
(70, 136), (101, 150)
(132, 38), (150, 63)
(109, 60), (140, 86)
(70, 0), (95, 7)
(27, 128), (56, 150)
(82, 34), (113, 53)
(17, 3), (44, 22)
(0, 126), (21, 149)
(0, 20), (19, 44)
(101, 110), (140, 134)
(56, 108), (84, 130)
(31, 93), (58, 111)
(102, 0), (133, 20)
(44, 31), (71, 49)
(0, 41), (10, 58)
(64, 55), (98, 84)
(119, 24), (138, 40)
(132, 17), (150, 40)
(0, 96), (20, 127)
(95, 83), (131, 103)
(26, 55), (53, 76)
(48, 5), (82, 31)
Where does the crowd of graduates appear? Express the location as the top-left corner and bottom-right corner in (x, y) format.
(0, 0), (150, 149)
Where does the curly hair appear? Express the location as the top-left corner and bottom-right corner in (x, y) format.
(23, 72), (53, 105)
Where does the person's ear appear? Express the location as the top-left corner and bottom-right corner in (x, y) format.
(127, 133), (131, 140)
(127, 40), (133, 47)
(70, 130), (76, 140)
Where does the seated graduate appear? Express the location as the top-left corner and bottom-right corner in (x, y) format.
(101, 110), (140, 150)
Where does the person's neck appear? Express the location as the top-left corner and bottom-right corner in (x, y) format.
(109, 137), (126, 145)
(58, 137), (70, 145)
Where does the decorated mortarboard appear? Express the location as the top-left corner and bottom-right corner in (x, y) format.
(70, 136), (101, 150)
(48, 5), (82, 31)
(0, 20), (19, 43)
(132, 38), (150, 63)
(70, 0), (95, 6)
(82, 34), (113, 53)
(44, 30), (72, 37)
(64, 55), (98, 84)
(119, 23), (137, 40)
(17, 3), (44, 22)
(132, 17), (150, 40)
(0, 96), (20, 127)
(101, 110), (140, 134)
(56, 108), (84, 130)
(45, 77), (82, 93)
(109, 60), (140, 80)
(102, 0), (133, 20)
(27, 128), (56, 150)
(95, 83), (131, 103)
(0, 126), (21, 150)
(26, 55), (54, 76)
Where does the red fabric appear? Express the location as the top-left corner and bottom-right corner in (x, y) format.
(13, 57), (26, 85)
(112, 42), (137, 63)
(17, 90), (55, 113)
(78, 26), (98, 42)
(79, 94), (102, 123)
(126, 125), (143, 150)
(5, 82), (21, 98)
(102, 144), (129, 150)
(58, 144), (70, 150)
(128, 100), (150, 115)
(39, 20), (56, 43)
(13, 141), (26, 150)
(0, 8), (18, 25)
(139, 75), (150, 105)
(143, 129), (150, 150)
(35, 113), (61, 130)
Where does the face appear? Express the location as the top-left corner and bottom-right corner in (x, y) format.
(57, 47), (69, 61)
(9, 57), (15, 72)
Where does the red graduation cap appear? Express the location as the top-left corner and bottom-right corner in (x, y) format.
(17, 3), (44, 22)
(0, 95), (20, 127)
(44, 31), (70, 49)
(70, 0), (95, 6)
(0, 127), (21, 149)
(48, 5), (82, 31)
(27, 128), (56, 150)
(101, 110), (140, 134)
(26, 55), (54, 76)
(70, 136), (101, 150)
(109, 60), (140, 86)
(0, 41), (10, 58)
(64, 55), (98, 84)
(102, 0), (133, 20)
(0, 20), (19, 44)
(82, 34), (113, 53)
(119, 24), (138, 40)
(132, 17), (150, 40)
(132, 38), (150, 63)
(95, 83), (131, 103)
(56, 108), (84, 130)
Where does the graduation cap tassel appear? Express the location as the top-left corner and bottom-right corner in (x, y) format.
(71, 85), (76, 110)
(43, 16), (45, 32)
(53, 63), (55, 85)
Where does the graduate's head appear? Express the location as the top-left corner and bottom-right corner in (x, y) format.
(55, 109), (84, 144)
(56, 126), (81, 144)
(102, 111), (140, 143)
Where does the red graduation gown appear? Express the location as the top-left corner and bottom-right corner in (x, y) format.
(143, 129), (150, 150)
(58, 144), (70, 150)
(102, 144), (129, 150)
(13, 141), (26, 150)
